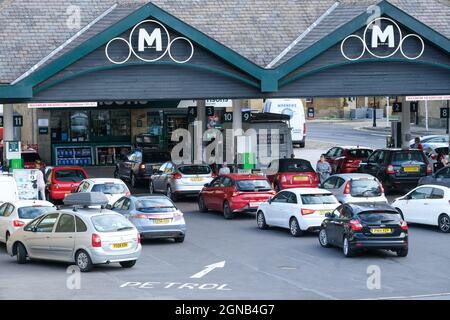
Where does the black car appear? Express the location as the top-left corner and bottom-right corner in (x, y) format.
(114, 149), (171, 188)
(358, 148), (431, 191)
(318, 202), (408, 257)
(418, 165), (450, 188)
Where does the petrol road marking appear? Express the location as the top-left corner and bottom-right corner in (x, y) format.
(120, 281), (232, 291)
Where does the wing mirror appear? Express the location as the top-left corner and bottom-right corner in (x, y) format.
(106, 204), (112, 210)
(268, 198), (272, 204)
(31, 227), (37, 233)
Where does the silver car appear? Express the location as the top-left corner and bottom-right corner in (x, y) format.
(7, 193), (141, 272)
(111, 195), (186, 242)
(149, 162), (214, 201)
(320, 173), (388, 204)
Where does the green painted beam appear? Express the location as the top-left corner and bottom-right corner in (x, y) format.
(0, 85), (33, 100)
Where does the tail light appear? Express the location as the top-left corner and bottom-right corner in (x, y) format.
(427, 164), (432, 174)
(313, 173), (320, 182)
(54, 184), (60, 190)
(13, 220), (25, 227)
(131, 214), (148, 219)
(400, 220), (408, 230)
(92, 234), (102, 248)
(280, 175), (287, 183)
(350, 219), (363, 231)
(386, 164), (395, 174)
(232, 191), (242, 197)
(139, 164), (146, 171)
(301, 208), (316, 215)
(172, 172), (182, 179)
(343, 181), (351, 194)
(137, 233), (141, 244)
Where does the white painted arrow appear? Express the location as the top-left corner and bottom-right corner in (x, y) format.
(190, 261), (226, 279)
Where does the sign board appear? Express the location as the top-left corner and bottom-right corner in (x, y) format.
(392, 102), (402, 113)
(187, 106), (197, 123)
(307, 107), (315, 119)
(28, 102), (97, 108)
(177, 100), (233, 109)
(410, 101), (419, 113)
(440, 108), (449, 119)
(13, 169), (39, 200)
(0, 115), (23, 127)
(6, 141), (21, 160)
(242, 111), (251, 123)
(205, 106), (215, 117)
(406, 96), (450, 101)
(39, 127), (49, 135)
(223, 112), (233, 123)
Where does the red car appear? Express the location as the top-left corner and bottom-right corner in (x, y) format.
(324, 146), (373, 174)
(198, 174), (275, 219)
(266, 158), (320, 192)
(45, 166), (89, 202)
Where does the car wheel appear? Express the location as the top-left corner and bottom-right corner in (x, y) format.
(396, 247), (408, 257)
(76, 250), (93, 272)
(16, 243), (27, 264)
(318, 228), (331, 248)
(120, 260), (137, 268)
(149, 180), (155, 194)
(343, 237), (355, 257)
(256, 211), (268, 230)
(223, 201), (234, 220)
(289, 217), (303, 237)
(167, 186), (177, 201)
(174, 236), (185, 243)
(438, 214), (450, 233)
(299, 139), (305, 148)
(198, 196), (208, 212)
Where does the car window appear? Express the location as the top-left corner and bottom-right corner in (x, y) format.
(392, 151), (426, 163)
(54, 170), (86, 183)
(322, 177), (337, 189)
(129, 151), (142, 162)
(375, 151), (385, 164)
(211, 177), (223, 187)
(158, 163), (167, 173)
(347, 149), (373, 158)
(178, 165), (211, 175)
(334, 148), (343, 157)
(22, 152), (40, 162)
(272, 191), (290, 203)
(35, 213), (59, 232)
(287, 192), (298, 204)
(75, 216), (88, 232)
(24, 216), (44, 232)
(350, 179), (382, 197)
(55, 214), (75, 233)
(436, 167), (450, 179)
(358, 211), (401, 223)
(4, 204), (14, 217)
(430, 188), (445, 199)
(18, 206), (55, 219)
(340, 206), (352, 219)
(0, 203), (7, 216)
(136, 198), (177, 213)
(335, 177), (346, 188)
(164, 163), (174, 174)
(121, 199), (131, 211)
(222, 177), (233, 187)
(301, 194), (338, 205)
(91, 214), (134, 233)
(113, 198), (125, 209)
(91, 183), (129, 194)
(367, 151), (379, 163)
(279, 160), (314, 172)
(236, 179), (272, 192)
(326, 148), (337, 157)
(409, 187), (433, 200)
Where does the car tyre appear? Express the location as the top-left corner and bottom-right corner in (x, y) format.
(396, 247), (408, 257)
(299, 139), (306, 148)
(223, 201), (234, 220)
(16, 242), (27, 264)
(174, 236), (185, 243)
(120, 260), (137, 268)
(76, 250), (94, 272)
(318, 228), (331, 248)
(198, 196), (208, 212)
(257, 211), (268, 230)
(438, 214), (450, 233)
(289, 217), (303, 237)
(167, 186), (177, 201)
(343, 236), (355, 257)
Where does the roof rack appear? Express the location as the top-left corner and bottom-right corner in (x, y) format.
(63, 192), (109, 209)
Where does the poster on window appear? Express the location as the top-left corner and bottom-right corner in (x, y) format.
(13, 169), (39, 200)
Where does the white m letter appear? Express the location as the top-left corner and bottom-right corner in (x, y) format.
(372, 25), (394, 48)
(138, 28), (162, 52)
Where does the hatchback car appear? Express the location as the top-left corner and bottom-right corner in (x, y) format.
(7, 193), (141, 272)
(198, 174), (276, 219)
(150, 162), (215, 201)
(318, 202), (408, 257)
(320, 173), (388, 204)
(266, 158), (319, 192)
(324, 146), (373, 174)
(0, 200), (55, 243)
(75, 178), (130, 205)
(358, 148), (431, 191)
(111, 195), (186, 242)
(256, 188), (339, 237)
(392, 185), (450, 233)
(45, 166), (88, 203)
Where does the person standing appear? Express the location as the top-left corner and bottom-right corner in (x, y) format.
(219, 162), (231, 175)
(412, 137), (423, 151)
(316, 154), (332, 184)
(35, 161), (46, 200)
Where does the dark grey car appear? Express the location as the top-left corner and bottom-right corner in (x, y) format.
(110, 195), (186, 243)
(419, 166), (450, 188)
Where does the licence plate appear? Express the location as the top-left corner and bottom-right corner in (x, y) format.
(153, 218), (171, 224)
(190, 177), (204, 182)
(112, 242), (129, 249)
(293, 176), (309, 182)
(317, 210), (329, 215)
(370, 228), (392, 234)
(249, 202), (262, 207)
(403, 166), (419, 173)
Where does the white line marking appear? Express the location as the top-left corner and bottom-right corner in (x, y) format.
(190, 261), (226, 279)
(360, 292), (450, 300)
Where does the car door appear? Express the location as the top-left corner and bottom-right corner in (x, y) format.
(202, 177), (220, 209)
(51, 214), (76, 262)
(333, 205), (352, 247)
(111, 197), (126, 214)
(152, 162), (167, 192)
(321, 176), (339, 196)
(162, 162), (175, 192)
(400, 187), (433, 223)
(26, 213), (59, 259)
(421, 187), (446, 226)
(325, 148), (338, 170)
(332, 148), (344, 172)
(267, 191), (291, 227)
(325, 206), (343, 244)
(0, 203), (9, 242)
(281, 191), (299, 228)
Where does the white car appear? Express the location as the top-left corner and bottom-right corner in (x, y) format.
(320, 173), (388, 204)
(409, 135), (449, 148)
(0, 175), (19, 204)
(256, 188), (340, 237)
(7, 193), (141, 272)
(0, 200), (55, 243)
(75, 178), (130, 205)
(392, 184), (450, 233)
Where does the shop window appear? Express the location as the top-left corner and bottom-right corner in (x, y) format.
(111, 110), (131, 137)
(70, 111), (89, 142)
(91, 110), (111, 137)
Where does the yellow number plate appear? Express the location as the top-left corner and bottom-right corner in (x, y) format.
(403, 166), (419, 173)
(370, 228), (392, 234)
(293, 176), (309, 182)
(190, 177), (204, 182)
(112, 242), (129, 249)
(154, 219), (171, 224)
(317, 210), (329, 215)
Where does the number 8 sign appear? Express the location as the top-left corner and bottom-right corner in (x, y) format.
(440, 108), (449, 119)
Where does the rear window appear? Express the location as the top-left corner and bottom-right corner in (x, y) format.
(178, 165), (211, 175)
(358, 211), (401, 223)
(392, 151), (425, 163)
(91, 214), (134, 232)
(22, 153), (40, 162)
(301, 194), (338, 204)
(92, 183), (129, 195)
(350, 179), (382, 197)
(143, 152), (171, 163)
(18, 206), (55, 219)
(136, 198), (177, 213)
(280, 160), (314, 172)
(54, 170), (86, 182)
(236, 179), (272, 192)
(347, 149), (372, 158)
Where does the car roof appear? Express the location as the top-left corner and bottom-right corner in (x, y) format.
(286, 188), (332, 195)
(52, 166), (85, 170)
(58, 207), (121, 217)
(344, 202), (397, 213)
(332, 173), (378, 180)
(222, 174), (268, 180)
(10, 200), (54, 208)
(130, 195), (172, 201)
(336, 146), (372, 150)
(375, 148), (423, 152)
(85, 178), (126, 184)
(414, 184), (449, 190)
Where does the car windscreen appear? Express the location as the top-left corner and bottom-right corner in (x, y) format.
(350, 179), (382, 197)
(178, 165), (211, 175)
(392, 151), (425, 164)
(136, 198), (177, 213)
(22, 153), (40, 162)
(236, 179), (272, 192)
(18, 206), (55, 219)
(143, 152), (171, 163)
(357, 211), (402, 224)
(91, 214), (134, 232)
(55, 170), (86, 182)
(347, 149), (372, 158)
(92, 183), (128, 194)
(301, 194), (338, 204)
(280, 160), (314, 172)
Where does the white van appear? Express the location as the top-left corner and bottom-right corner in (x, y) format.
(0, 175), (19, 203)
(263, 99), (306, 148)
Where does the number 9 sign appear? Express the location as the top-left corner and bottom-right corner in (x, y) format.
(242, 111), (251, 123)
